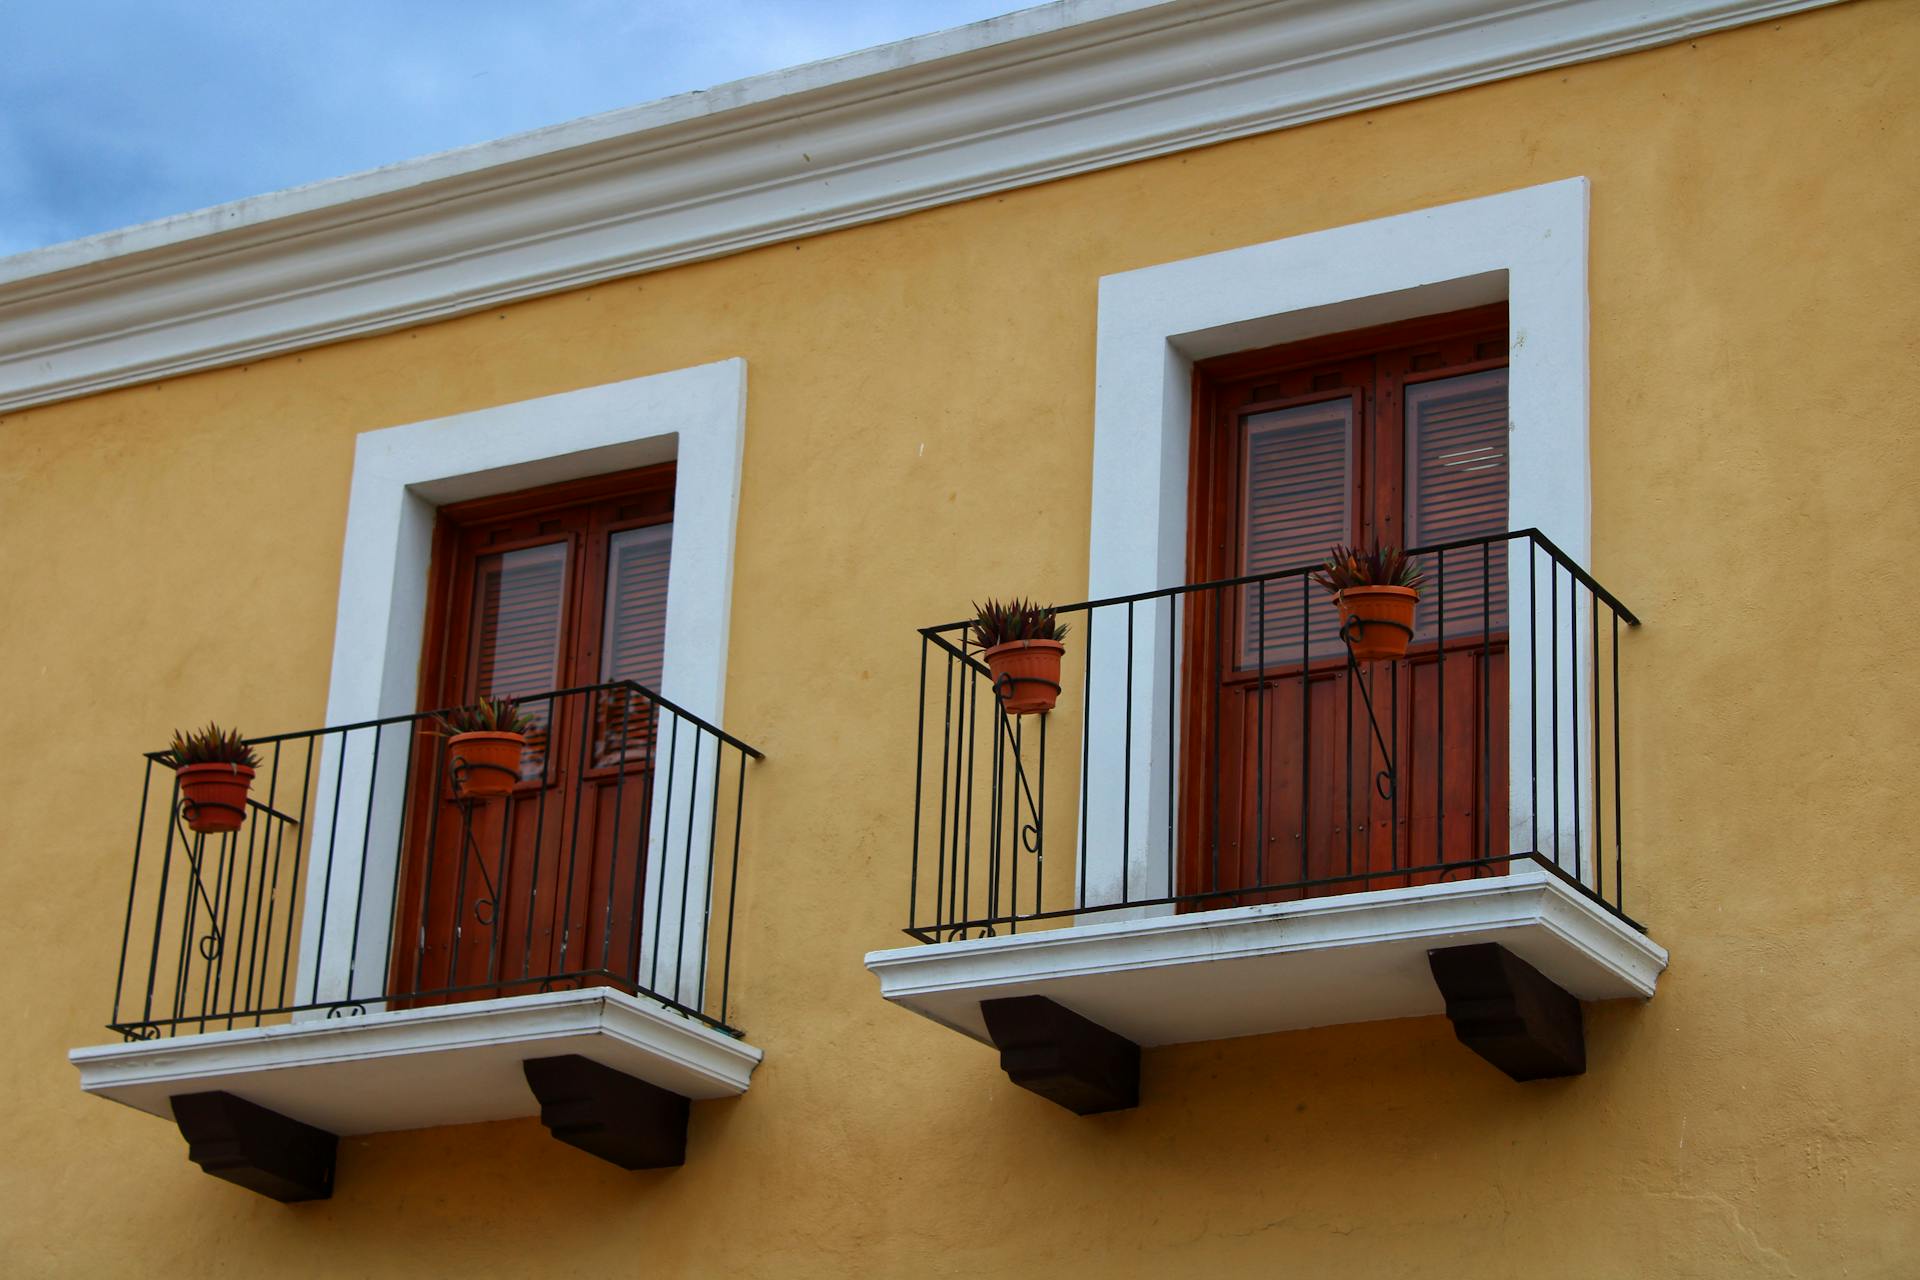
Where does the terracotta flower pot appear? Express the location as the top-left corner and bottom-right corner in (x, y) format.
(176, 763), (255, 834)
(981, 639), (1067, 715)
(1335, 586), (1419, 662)
(448, 731), (527, 799)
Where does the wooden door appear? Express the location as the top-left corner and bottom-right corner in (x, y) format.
(391, 466), (674, 1003)
(1180, 306), (1509, 906)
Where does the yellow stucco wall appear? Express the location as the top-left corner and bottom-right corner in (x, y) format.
(3, 1), (1917, 1274)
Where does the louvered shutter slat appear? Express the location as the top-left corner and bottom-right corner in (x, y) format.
(595, 523), (673, 763)
(469, 541), (568, 778)
(1406, 368), (1508, 637)
(1238, 400), (1351, 666)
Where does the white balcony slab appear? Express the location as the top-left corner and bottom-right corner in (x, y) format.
(864, 864), (1666, 1047)
(70, 987), (762, 1136)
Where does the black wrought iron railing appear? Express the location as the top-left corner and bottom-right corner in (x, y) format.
(109, 681), (760, 1041)
(906, 529), (1641, 943)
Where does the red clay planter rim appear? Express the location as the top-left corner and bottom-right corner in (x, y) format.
(1335, 585), (1418, 600)
(981, 639), (1067, 656)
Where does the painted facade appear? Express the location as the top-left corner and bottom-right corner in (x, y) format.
(2, 0), (1916, 1274)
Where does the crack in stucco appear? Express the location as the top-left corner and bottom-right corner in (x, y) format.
(1628, 1182), (1798, 1276)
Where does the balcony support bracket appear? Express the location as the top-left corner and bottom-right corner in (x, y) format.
(980, 995), (1140, 1115)
(523, 1054), (690, 1169)
(1429, 942), (1586, 1081)
(170, 1090), (337, 1202)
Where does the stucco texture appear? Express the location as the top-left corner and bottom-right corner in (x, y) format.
(1, 2), (1916, 1275)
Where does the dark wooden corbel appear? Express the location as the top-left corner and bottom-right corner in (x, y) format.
(522, 1054), (691, 1170)
(1428, 943), (1586, 1081)
(979, 995), (1140, 1115)
(170, 1090), (337, 1202)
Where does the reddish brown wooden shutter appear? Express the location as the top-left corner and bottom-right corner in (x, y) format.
(1239, 398), (1352, 665)
(1405, 367), (1508, 637)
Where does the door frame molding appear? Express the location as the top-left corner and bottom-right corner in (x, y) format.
(296, 358), (747, 1013)
(1084, 179), (1590, 917)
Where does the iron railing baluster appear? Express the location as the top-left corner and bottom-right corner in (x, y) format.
(898, 531), (1646, 954)
(106, 682), (758, 1040)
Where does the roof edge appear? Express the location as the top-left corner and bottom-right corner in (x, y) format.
(0, 0), (1173, 287)
(0, 0), (1842, 413)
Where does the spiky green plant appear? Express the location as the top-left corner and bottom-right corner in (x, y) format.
(1310, 542), (1425, 595)
(435, 697), (537, 737)
(970, 598), (1069, 649)
(160, 722), (261, 770)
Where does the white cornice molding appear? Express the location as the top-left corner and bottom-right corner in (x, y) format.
(0, 0), (1840, 413)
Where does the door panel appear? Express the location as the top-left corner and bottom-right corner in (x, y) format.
(391, 466), (674, 1004)
(1182, 306), (1508, 907)
(1398, 644), (1507, 884)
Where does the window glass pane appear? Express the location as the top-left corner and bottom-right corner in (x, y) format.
(1405, 367), (1508, 638)
(594, 523), (671, 764)
(467, 540), (566, 778)
(1238, 399), (1350, 667)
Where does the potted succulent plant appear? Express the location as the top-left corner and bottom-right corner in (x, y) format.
(971, 598), (1069, 715)
(1312, 543), (1425, 663)
(437, 697), (535, 800)
(161, 723), (261, 835)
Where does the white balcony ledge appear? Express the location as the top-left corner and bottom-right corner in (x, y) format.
(864, 864), (1666, 1048)
(70, 987), (762, 1136)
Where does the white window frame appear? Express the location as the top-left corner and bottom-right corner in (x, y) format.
(1082, 179), (1592, 913)
(295, 358), (747, 1013)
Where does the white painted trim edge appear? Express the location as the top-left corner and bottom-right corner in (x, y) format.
(0, 0), (1840, 413)
(298, 358), (747, 1015)
(866, 865), (1667, 1044)
(71, 987), (763, 1103)
(325, 357), (745, 729)
(1081, 178), (1594, 911)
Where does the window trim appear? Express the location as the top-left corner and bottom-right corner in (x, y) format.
(1084, 179), (1591, 916)
(297, 359), (747, 1012)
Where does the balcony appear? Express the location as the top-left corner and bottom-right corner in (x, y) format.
(866, 530), (1668, 1113)
(71, 681), (762, 1198)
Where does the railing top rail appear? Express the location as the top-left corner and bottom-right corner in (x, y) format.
(140, 678), (764, 762)
(920, 527), (1640, 637)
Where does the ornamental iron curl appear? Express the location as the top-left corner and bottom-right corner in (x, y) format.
(993, 703), (1046, 861)
(166, 810), (229, 971)
(447, 765), (503, 932)
(1339, 617), (1400, 817)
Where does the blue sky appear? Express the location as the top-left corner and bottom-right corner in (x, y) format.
(0, 1), (1027, 256)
